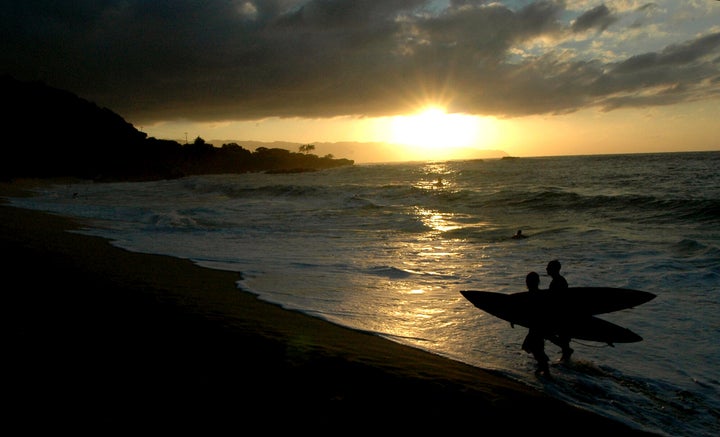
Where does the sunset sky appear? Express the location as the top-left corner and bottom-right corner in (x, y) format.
(3, 1), (719, 162)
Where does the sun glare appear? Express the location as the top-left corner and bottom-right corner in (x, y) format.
(391, 106), (481, 154)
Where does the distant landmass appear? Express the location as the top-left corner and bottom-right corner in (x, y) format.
(1, 76), (354, 182)
(205, 140), (509, 163)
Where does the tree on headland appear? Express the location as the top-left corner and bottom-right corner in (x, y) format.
(299, 144), (316, 154)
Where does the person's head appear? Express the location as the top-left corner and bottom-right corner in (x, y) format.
(516, 229), (522, 235)
(526, 271), (540, 291)
(546, 260), (561, 276)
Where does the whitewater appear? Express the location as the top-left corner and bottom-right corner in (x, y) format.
(7, 151), (719, 436)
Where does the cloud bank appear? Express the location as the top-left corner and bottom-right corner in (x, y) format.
(2, 0), (719, 124)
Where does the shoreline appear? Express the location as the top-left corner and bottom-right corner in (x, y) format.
(1, 181), (658, 433)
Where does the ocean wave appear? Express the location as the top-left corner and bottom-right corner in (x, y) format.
(7, 153), (719, 437)
(479, 189), (720, 225)
(344, 194), (381, 209)
(365, 265), (420, 278)
(364, 265), (460, 281)
(672, 239), (710, 256)
(143, 211), (198, 229)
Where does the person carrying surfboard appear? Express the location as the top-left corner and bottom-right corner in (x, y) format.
(521, 271), (551, 377)
(546, 260), (574, 361)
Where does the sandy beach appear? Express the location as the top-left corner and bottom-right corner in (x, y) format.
(2, 181), (659, 434)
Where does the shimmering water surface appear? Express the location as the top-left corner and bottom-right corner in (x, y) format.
(9, 152), (720, 436)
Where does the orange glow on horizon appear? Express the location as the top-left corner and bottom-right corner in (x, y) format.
(139, 99), (719, 163)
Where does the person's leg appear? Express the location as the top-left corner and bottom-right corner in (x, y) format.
(559, 336), (573, 361)
(533, 349), (550, 376)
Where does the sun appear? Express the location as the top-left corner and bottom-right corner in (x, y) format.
(390, 106), (481, 155)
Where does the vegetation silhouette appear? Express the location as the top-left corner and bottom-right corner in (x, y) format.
(1, 76), (353, 182)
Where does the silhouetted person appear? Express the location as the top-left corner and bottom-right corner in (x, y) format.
(546, 260), (573, 361)
(512, 229), (527, 239)
(521, 271), (551, 377)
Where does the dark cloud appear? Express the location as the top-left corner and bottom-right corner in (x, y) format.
(1, 0), (719, 124)
(571, 4), (618, 33)
(590, 32), (720, 110)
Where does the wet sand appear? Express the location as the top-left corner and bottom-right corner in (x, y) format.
(1, 181), (658, 434)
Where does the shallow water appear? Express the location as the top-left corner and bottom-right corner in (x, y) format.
(8, 151), (720, 436)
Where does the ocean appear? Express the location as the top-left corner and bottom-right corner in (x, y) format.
(7, 151), (719, 436)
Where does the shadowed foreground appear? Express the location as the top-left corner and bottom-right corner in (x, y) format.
(2, 182), (658, 434)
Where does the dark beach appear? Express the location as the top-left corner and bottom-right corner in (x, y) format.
(2, 181), (659, 434)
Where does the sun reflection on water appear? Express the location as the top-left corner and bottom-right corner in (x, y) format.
(414, 162), (456, 191)
(361, 163), (491, 346)
(414, 207), (462, 233)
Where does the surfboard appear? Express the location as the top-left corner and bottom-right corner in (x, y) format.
(462, 287), (655, 317)
(555, 315), (643, 344)
(460, 288), (655, 345)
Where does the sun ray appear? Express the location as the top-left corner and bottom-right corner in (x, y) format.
(390, 105), (481, 153)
